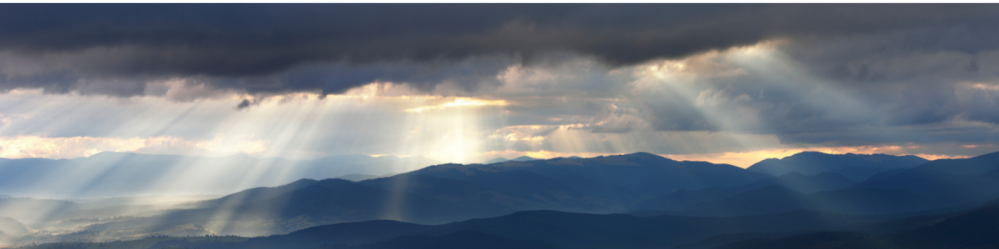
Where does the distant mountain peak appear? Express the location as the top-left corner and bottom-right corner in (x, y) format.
(973, 150), (999, 159)
(318, 178), (356, 184)
(334, 174), (381, 182)
(627, 152), (662, 157)
(289, 178), (320, 185)
(747, 152), (929, 180)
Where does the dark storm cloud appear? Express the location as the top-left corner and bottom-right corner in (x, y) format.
(2, 4), (998, 95)
(0, 70), (80, 94)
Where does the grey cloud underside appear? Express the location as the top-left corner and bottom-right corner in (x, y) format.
(1, 4), (999, 95)
(2, 3), (999, 149)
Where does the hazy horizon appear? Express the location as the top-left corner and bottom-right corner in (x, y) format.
(0, 148), (962, 169)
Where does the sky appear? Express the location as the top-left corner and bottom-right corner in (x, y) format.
(1, 4), (999, 167)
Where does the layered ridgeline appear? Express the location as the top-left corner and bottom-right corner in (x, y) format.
(17, 198), (999, 249)
(482, 156), (541, 164)
(637, 151), (999, 217)
(747, 152), (928, 180)
(716, 199), (999, 249)
(7, 151), (999, 248)
(0, 152), (437, 198)
(13, 152), (771, 241)
(192, 199), (999, 249)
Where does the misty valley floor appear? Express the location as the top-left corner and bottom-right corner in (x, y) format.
(2, 151), (999, 249)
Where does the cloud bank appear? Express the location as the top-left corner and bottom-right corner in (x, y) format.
(1, 4), (998, 164)
(1, 4), (998, 97)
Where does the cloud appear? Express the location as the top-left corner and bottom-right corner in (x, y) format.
(234, 99), (258, 110)
(2, 4), (998, 97)
(3, 5), (999, 163)
(588, 103), (649, 133)
(695, 85), (751, 107)
(0, 135), (269, 159)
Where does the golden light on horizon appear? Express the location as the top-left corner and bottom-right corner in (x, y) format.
(405, 97), (509, 113)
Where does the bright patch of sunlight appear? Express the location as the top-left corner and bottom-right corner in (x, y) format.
(0, 135), (268, 159)
(405, 97), (509, 113)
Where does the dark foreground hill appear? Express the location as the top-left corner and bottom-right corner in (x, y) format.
(20, 200), (999, 249)
(678, 186), (944, 216)
(716, 200), (999, 249)
(13, 210), (896, 249)
(333, 231), (559, 249)
(250, 211), (873, 249)
(632, 172), (858, 212)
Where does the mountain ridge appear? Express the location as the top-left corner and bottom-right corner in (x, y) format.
(747, 152), (929, 180)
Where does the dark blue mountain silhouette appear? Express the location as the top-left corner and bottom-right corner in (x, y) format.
(335, 231), (559, 249)
(630, 187), (748, 212)
(71, 151), (997, 239)
(197, 179), (320, 208)
(16, 152), (774, 238)
(852, 151), (999, 205)
(10, 150), (999, 249)
(488, 153), (770, 197)
(235, 209), (892, 249)
(510, 156), (539, 162)
(335, 174), (382, 182)
(679, 185), (943, 216)
(717, 199), (999, 249)
(357, 153), (768, 213)
(747, 152), (928, 180)
(632, 172), (857, 212)
(743, 172), (857, 193)
(377, 164), (601, 211)
(18, 200), (999, 249)
(482, 156), (537, 164)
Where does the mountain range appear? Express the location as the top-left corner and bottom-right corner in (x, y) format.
(4, 150), (999, 249)
(718, 199), (999, 249)
(22, 199), (999, 249)
(747, 152), (929, 180)
(482, 156), (540, 164)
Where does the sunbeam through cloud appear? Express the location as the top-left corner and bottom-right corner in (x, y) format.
(1, 3), (999, 249)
